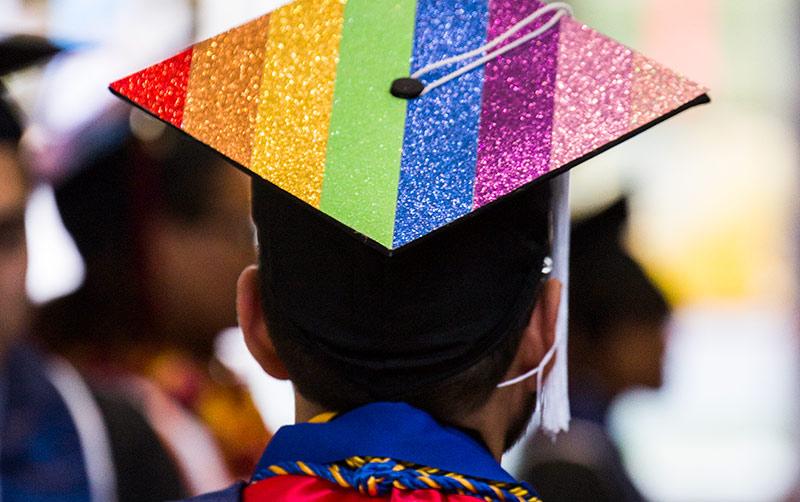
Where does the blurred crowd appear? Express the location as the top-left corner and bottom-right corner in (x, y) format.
(0, 0), (797, 500)
(0, 47), (672, 498)
(2, 59), (269, 496)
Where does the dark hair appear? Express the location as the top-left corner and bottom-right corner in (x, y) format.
(54, 129), (223, 264)
(569, 199), (670, 341)
(0, 97), (29, 190)
(0, 97), (22, 143)
(150, 132), (226, 224)
(40, 129), (228, 352)
(251, 177), (552, 421)
(261, 274), (538, 421)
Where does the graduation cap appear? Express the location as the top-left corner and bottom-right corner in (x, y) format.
(109, 0), (708, 430)
(110, 0), (708, 253)
(0, 35), (62, 141)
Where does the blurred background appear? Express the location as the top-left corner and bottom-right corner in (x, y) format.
(1, 0), (798, 500)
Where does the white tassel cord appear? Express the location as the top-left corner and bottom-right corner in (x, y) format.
(540, 173), (571, 439)
(412, 2), (573, 96)
(494, 174), (572, 438)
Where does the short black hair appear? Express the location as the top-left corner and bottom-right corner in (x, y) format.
(261, 269), (539, 420)
(41, 129), (231, 352)
(55, 129), (224, 264)
(251, 177), (553, 420)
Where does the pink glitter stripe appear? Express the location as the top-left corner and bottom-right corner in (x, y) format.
(550, 20), (634, 170)
(473, 0), (561, 208)
(630, 53), (706, 130)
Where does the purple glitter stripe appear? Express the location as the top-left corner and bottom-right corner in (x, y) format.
(473, 0), (561, 208)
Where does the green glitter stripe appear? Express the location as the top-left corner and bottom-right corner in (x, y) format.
(320, 0), (418, 249)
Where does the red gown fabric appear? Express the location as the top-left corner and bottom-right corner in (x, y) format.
(243, 475), (484, 502)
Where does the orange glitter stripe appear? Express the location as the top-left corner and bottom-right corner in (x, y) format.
(250, 0), (346, 207)
(183, 14), (271, 167)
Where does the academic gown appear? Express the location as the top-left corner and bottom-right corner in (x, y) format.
(0, 344), (92, 501)
(185, 403), (541, 502)
(0, 343), (186, 502)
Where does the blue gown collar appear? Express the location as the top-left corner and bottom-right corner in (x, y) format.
(256, 402), (516, 484)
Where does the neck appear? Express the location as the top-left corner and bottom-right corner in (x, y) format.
(455, 390), (520, 461)
(294, 393), (331, 423)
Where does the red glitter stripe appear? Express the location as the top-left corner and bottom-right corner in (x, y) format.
(110, 48), (194, 127)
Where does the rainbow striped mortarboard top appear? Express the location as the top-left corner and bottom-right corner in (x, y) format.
(110, 0), (709, 252)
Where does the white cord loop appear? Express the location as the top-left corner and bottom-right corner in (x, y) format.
(496, 254), (555, 389)
(496, 326), (560, 389)
(410, 2), (573, 97)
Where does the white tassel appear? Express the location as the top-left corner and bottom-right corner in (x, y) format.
(495, 175), (573, 439)
(540, 173), (572, 439)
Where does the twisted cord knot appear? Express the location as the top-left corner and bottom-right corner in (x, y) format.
(254, 456), (541, 501)
(349, 458), (402, 496)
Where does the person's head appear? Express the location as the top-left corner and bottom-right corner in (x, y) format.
(139, 132), (255, 353)
(50, 128), (253, 356)
(238, 179), (563, 455)
(0, 99), (30, 354)
(569, 199), (670, 396)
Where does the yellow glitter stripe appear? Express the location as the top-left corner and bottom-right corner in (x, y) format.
(250, 0), (346, 207)
(183, 14), (270, 167)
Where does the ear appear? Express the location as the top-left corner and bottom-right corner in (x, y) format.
(237, 265), (290, 380)
(512, 278), (563, 384)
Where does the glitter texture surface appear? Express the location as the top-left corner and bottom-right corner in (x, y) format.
(630, 53), (705, 129)
(250, 0), (345, 208)
(110, 0), (708, 251)
(183, 15), (270, 167)
(320, 0), (417, 248)
(550, 21), (633, 170)
(111, 49), (193, 127)
(473, 0), (560, 208)
(393, 0), (490, 247)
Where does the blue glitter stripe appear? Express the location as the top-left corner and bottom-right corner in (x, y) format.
(392, 0), (490, 248)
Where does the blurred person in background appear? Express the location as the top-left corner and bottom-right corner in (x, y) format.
(516, 199), (669, 501)
(35, 125), (269, 495)
(0, 39), (186, 502)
